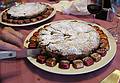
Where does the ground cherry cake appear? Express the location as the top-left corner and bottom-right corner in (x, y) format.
(2, 2), (54, 24)
(27, 20), (109, 69)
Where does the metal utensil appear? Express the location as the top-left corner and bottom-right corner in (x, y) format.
(0, 48), (40, 59)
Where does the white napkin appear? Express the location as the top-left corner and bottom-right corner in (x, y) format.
(52, 0), (73, 12)
(52, 0), (91, 15)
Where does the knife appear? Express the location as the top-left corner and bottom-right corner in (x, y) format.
(0, 48), (40, 59)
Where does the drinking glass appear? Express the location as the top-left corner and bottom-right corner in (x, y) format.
(0, 1), (6, 10)
(0, 0), (18, 9)
(87, 0), (102, 23)
(109, 0), (120, 42)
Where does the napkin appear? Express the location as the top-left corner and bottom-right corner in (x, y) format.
(52, 0), (73, 12)
(52, 0), (90, 15)
(101, 70), (120, 83)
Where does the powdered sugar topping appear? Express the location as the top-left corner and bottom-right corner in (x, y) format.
(39, 21), (100, 56)
(7, 3), (47, 17)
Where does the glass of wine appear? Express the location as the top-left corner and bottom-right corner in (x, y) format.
(0, 1), (6, 11)
(87, 0), (102, 23)
(108, 0), (120, 42)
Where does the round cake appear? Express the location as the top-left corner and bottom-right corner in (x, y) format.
(7, 3), (47, 18)
(38, 21), (100, 56)
(27, 20), (109, 69)
(1, 2), (54, 24)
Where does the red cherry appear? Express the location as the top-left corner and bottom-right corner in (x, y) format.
(83, 57), (94, 66)
(28, 42), (37, 48)
(33, 32), (39, 37)
(37, 55), (46, 64)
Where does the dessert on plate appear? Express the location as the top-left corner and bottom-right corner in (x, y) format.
(1, 2), (54, 24)
(26, 20), (109, 69)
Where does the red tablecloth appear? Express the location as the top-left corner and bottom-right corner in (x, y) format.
(0, 0), (120, 83)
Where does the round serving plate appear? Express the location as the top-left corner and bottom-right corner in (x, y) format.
(0, 2), (56, 27)
(24, 20), (116, 75)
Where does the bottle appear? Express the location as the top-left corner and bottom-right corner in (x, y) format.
(97, 0), (111, 8)
(103, 0), (111, 8)
(96, 0), (113, 21)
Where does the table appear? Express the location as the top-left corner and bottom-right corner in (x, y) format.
(0, 0), (120, 83)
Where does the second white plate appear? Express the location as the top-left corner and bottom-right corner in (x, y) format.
(0, 2), (56, 27)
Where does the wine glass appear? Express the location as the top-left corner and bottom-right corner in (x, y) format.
(0, 0), (17, 10)
(0, 1), (6, 11)
(109, 0), (120, 42)
(87, 1), (102, 23)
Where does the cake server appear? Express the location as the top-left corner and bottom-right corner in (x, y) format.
(0, 48), (40, 59)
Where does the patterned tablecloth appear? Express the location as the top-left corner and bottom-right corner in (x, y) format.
(0, 0), (120, 83)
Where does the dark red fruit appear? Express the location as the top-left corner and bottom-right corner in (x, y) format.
(83, 57), (94, 66)
(46, 58), (57, 67)
(37, 16), (43, 20)
(33, 32), (39, 37)
(59, 60), (70, 69)
(96, 48), (107, 57)
(37, 55), (46, 64)
(18, 20), (24, 24)
(24, 19), (31, 23)
(28, 42), (37, 49)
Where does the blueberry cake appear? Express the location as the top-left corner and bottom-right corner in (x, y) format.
(27, 20), (109, 69)
(2, 2), (54, 24)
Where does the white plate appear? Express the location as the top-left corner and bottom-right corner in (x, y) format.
(0, 3), (56, 27)
(24, 20), (117, 75)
